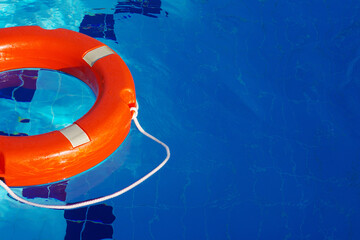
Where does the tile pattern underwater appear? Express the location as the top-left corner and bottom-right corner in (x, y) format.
(0, 0), (360, 239)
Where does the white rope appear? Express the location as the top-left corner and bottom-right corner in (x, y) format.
(0, 103), (170, 210)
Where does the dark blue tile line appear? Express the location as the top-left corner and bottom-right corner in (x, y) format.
(64, 204), (116, 240)
(0, 87), (36, 102)
(80, 14), (116, 41)
(0, 69), (38, 102)
(79, 0), (167, 41)
(115, 0), (164, 18)
(22, 184), (116, 239)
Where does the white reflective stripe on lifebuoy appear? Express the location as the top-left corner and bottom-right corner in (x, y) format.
(82, 46), (114, 67)
(59, 124), (90, 148)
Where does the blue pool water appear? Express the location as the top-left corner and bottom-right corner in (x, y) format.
(0, 0), (360, 239)
(0, 69), (95, 136)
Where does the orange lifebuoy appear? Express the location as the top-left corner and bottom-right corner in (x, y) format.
(0, 26), (136, 187)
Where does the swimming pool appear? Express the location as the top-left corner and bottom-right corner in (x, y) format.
(1, 0), (360, 239)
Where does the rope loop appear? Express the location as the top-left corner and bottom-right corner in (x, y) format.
(130, 101), (139, 119)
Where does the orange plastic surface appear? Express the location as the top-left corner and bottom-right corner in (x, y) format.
(0, 26), (136, 187)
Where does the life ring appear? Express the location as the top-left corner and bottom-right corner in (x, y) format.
(0, 26), (136, 187)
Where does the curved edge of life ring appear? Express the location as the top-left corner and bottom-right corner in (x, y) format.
(0, 26), (136, 187)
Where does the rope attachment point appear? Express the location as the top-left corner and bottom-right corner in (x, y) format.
(130, 101), (139, 119)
